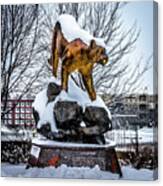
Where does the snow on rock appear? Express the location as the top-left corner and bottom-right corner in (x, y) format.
(32, 89), (48, 116)
(57, 14), (106, 47)
(32, 76), (111, 132)
(32, 88), (59, 133)
(1, 163), (156, 180)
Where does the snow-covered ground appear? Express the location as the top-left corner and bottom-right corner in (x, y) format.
(1, 125), (34, 142)
(1, 123), (156, 146)
(1, 163), (156, 181)
(105, 127), (156, 145)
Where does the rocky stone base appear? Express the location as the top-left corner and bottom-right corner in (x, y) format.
(27, 139), (122, 177)
(33, 82), (112, 144)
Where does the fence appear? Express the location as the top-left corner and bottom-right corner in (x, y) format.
(1, 100), (155, 148)
(1, 100), (35, 128)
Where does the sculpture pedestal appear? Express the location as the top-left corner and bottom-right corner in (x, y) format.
(27, 138), (122, 177)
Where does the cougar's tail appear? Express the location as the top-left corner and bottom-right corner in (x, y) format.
(51, 22), (61, 77)
(51, 22), (68, 77)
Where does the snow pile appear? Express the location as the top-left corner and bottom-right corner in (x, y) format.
(32, 76), (111, 133)
(57, 14), (106, 47)
(105, 127), (155, 145)
(1, 125), (13, 133)
(1, 125), (33, 142)
(1, 163), (156, 180)
(32, 136), (116, 148)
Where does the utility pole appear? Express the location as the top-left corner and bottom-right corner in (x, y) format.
(135, 125), (139, 156)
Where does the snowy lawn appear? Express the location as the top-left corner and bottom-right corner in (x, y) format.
(105, 127), (156, 145)
(1, 163), (156, 181)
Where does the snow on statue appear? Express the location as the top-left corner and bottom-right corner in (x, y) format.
(48, 14), (108, 101)
(32, 14), (112, 144)
(29, 13), (122, 176)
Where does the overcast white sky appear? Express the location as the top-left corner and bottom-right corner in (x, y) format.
(122, 1), (155, 94)
(39, 1), (156, 94)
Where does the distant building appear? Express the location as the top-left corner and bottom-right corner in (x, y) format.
(104, 93), (158, 127)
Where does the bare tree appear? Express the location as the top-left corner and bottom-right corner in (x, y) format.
(40, 2), (151, 100)
(1, 5), (46, 118)
(1, 2), (151, 119)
